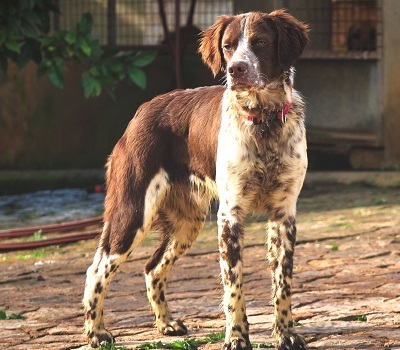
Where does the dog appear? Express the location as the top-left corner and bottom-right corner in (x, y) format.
(83, 9), (309, 350)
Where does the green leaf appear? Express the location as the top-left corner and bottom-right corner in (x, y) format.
(48, 65), (64, 89)
(43, 59), (52, 67)
(40, 36), (54, 48)
(128, 67), (146, 89)
(82, 72), (101, 98)
(23, 10), (42, 26)
(80, 39), (92, 56)
(4, 39), (20, 53)
(111, 63), (123, 73)
(21, 19), (38, 39)
(89, 39), (102, 58)
(17, 42), (33, 68)
(133, 51), (157, 67)
(80, 13), (93, 34)
(89, 66), (100, 76)
(65, 32), (76, 44)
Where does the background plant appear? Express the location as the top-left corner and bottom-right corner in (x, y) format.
(0, 0), (156, 98)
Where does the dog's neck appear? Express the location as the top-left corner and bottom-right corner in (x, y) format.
(227, 69), (294, 125)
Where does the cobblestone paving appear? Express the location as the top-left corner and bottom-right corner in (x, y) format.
(1, 184), (400, 350)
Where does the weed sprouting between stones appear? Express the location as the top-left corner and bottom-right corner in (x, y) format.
(28, 229), (42, 242)
(136, 331), (274, 350)
(0, 308), (25, 320)
(99, 341), (128, 350)
(136, 331), (225, 350)
(17, 249), (44, 260)
(355, 315), (368, 322)
(329, 241), (339, 251)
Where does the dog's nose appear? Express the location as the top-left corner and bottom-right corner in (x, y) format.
(228, 61), (248, 78)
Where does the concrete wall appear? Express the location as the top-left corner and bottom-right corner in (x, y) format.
(0, 55), (215, 170)
(295, 59), (382, 132)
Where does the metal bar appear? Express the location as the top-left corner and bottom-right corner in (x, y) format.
(181, 0), (197, 54)
(157, 0), (174, 54)
(107, 0), (116, 46)
(53, 0), (60, 31)
(175, 0), (182, 88)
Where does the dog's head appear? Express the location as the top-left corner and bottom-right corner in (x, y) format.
(199, 10), (309, 90)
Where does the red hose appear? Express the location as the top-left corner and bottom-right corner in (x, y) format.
(0, 216), (103, 238)
(0, 230), (101, 252)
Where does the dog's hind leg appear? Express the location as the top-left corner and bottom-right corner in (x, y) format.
(83, 168), (171, 348)
(144, 190), (208, 336)
(83, 241), (126, 347)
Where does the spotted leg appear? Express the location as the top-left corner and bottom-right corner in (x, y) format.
(267, 214), (306, 350)
(144, 196), (207, 336)
(83, 243), (126, 347)
(218, 203), (251, 350)
(83, 167), (171, 347)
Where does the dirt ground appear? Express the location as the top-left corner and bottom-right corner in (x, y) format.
(1, 182), (400, 350)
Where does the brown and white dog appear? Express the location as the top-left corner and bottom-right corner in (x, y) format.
(83, 10), (309, 350)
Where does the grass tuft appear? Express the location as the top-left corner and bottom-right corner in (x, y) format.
(0, 308), (25, 320)
(28, 229), (42, 242)
(329, 241), (339, 251)
(137, 331), (273, 350)
(99, 341), (128, 350)
(17, 249), (44, 260)
(355, 314), (367, 322)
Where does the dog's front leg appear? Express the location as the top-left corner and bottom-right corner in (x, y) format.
(267, 215), (306, 350)
(218, 203), (251, 350)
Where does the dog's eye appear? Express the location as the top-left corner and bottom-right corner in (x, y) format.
(255, 40), (267, 47)
(223, 44), (232, 51)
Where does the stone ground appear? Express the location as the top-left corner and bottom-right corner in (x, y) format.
(1, 182), (400, 350)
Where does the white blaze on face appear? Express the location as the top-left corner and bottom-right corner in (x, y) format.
(227, 16), (262, 88)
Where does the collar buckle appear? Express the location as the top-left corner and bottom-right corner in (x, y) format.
(277, 102), (291, 124)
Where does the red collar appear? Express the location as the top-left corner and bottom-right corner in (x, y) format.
(247, 102), (292, 125)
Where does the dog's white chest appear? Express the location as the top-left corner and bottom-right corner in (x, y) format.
(215, 104), (307, 213)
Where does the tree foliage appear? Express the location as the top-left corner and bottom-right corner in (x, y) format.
(0, 0), (156, 98)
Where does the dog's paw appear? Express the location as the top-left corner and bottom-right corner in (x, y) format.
(223, 336), (252, 350)
(87, 329), (114, 348)
(277, 333), (307, 350)
(160, 319), (188, 336)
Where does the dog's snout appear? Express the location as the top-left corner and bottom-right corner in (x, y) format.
(228, 61), (248, 78)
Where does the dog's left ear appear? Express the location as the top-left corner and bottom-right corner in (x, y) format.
(199, 15), (234, 77)
(268, 9), (310, 71)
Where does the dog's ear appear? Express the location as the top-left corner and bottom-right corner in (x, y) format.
(269, 9), (309, 71)
(199, 16), (234, 77)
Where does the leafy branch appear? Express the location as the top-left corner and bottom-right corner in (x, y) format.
(0, 0), (156, 98)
